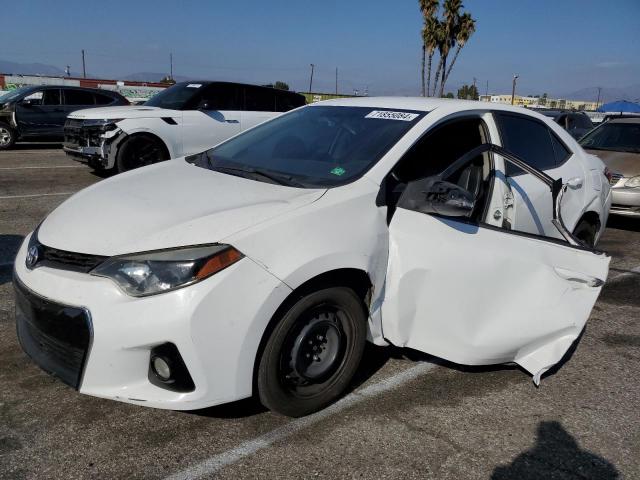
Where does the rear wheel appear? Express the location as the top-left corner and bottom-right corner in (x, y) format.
(258, 287), (367, 417)
(116, 135), (168, 172)
(0, 122), (16, 150)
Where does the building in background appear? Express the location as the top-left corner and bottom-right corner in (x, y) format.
(479, 94), (599, 111)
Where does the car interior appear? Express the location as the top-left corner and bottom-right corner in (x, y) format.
(384, 117), (493, 223)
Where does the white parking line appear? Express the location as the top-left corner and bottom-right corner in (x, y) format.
(0, 165), (83, 170)
(164, 362), (436, 480)
(0, 192), (73, 200)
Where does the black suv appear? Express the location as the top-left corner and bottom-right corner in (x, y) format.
(0, 86), (128, 149)
(537, 110), (594, 140)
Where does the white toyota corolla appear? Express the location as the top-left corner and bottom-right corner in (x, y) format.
(14, 98), (611, 417)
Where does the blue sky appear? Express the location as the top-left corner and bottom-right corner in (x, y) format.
(1, 0), (638, 98)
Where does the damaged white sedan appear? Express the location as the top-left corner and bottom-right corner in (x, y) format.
(14, 98), (611, 417)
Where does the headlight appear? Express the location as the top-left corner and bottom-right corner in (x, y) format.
(91, 244), (243, 297)
(625, 176), (640, 188)
(81, 118), (123, 131)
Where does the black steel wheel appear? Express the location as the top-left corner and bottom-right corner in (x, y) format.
(258, 287), (367, 417)
(0, 122), (16, 150)
(116, 135), (168, 172)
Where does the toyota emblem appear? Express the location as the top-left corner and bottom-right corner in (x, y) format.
(26, 245), (40, 269)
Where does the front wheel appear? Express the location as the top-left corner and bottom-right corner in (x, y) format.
(258, 287), (367, 417)
(0, 122), (16, 150)
(116, 135), (168, 172)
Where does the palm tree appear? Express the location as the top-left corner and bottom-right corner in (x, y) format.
(423, 16), (440, 97)
(443, 12), (476, 88)
(419, 0), (439, 96)
(438, 0), (462, 97)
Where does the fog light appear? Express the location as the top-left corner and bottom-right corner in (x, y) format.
(151, 355), (172, 381)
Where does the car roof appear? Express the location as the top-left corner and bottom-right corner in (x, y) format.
(310, 96), (553, 117)
(607, 117), (640, 124)
(174, 80), (303, 96)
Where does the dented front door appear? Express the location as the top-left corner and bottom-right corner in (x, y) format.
(381, 146), (610, 383)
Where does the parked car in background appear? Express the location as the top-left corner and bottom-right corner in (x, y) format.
(537, 109), (594, 140)
(0, 86), (128, 150)
(63, 81), (307, 173)
(580, 117), (640, 217)
(15, 98), (610, 417)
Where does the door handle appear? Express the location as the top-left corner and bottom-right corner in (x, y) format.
(566, 177), (583, 189)
(554, 267), (604, 288)
(224, 119), (239, 124)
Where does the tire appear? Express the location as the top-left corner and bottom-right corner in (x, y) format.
(0, 122), (16, 150)
(116, 135), (168, 172)
(258, 287), (367, 417)
(573, 220), (597, 248)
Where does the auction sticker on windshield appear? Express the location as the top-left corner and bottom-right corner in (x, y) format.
(365, 110), (420, 121)
(187, 84), (203, 88)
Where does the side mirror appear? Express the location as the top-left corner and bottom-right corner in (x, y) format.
(197, 100), (211, 110)
(21, 99), (35, 107)
(398, 177), (475, 217)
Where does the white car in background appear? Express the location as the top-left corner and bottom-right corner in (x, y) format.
(63, 81), (305, 172)
(15, 98), (611, 417)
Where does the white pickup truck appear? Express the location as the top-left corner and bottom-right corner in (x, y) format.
(63, 81), (305, 172)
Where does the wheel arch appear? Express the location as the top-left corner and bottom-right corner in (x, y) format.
(250, 267), (373, 395)
(117, 130), (171, 160)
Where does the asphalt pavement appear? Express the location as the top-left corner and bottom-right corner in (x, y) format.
(1, 146), (638, 479)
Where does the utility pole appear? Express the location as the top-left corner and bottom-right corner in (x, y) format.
(309, 64), (315, 93)
(472, 77), (477, 100)
(596, 86), (602, 108)
(511, 74), (519, 105)
(485, 80), (489, 97)
(170, 53), (173, 81)
(335, 67), (338, 96)
(81, 50), (86, 78)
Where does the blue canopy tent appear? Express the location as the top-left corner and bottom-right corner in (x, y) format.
(597, 100), (640, 113)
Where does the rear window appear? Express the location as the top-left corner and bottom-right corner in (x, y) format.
(64, 90), (95, 106)
(94, 93), (114, 105)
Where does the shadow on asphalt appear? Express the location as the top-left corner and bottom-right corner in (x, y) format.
(607, 216), (640, 233)
(491, 421), (620, 479)
(0, 234), (24, 286)
(12, 143), (62, 150)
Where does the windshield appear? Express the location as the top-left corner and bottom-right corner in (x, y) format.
(190, 106), (425, 187)
(0, 87), (33, 103)
(144, 82), (204, 110)
(580, 122), (640, 153)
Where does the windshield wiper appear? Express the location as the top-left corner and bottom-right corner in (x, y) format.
(213, 165), (304, 187)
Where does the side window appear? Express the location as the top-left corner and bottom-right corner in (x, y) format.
(94, 93), (114, 105)
(64, 89), (95, 106)
(550, 130), (571, 165)
(574, 114), (593, 129)
(389, 117), (491, 222)
(42, 89), (61, 105)
(23, 91), (44, 105)
(495, 113), (557, 175)
(244, 86), (276, 112)
(192, 84), (242, 110)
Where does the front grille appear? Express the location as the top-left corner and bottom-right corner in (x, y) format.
(39, 244), (106, 273)
(609, 173), (623, 186)
(14, 276), (92, 389)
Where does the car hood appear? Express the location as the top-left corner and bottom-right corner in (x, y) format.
(38, 159), (325, 256)
(584, 149), (640, 177)
(67, 105), (179, 120)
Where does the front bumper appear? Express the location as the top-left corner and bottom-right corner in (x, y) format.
(13, 235), (292, 410)
(610, 187), (640, 217)
(63, 121), (123, 170)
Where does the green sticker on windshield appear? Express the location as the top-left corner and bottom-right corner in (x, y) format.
(330, 167), (346, 176)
